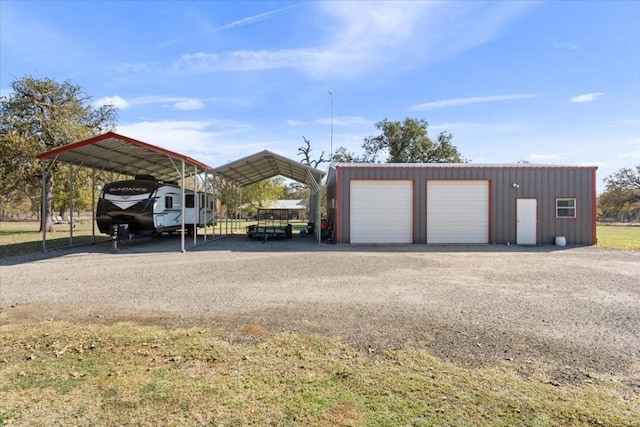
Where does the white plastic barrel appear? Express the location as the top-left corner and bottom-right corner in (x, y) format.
(555, 236), (566, 247)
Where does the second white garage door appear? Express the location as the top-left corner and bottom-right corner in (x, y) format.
(350, 180), (413, 244)
(427, 180), (489, 244)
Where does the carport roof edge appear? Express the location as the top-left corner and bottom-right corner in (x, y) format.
(211, 150), (325, 188)
(36, 131), (214, 181)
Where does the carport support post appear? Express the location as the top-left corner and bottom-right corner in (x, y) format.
(181, 159), (186, 253)
(41, 160), (47, 252)
(68, 164), (74, 246)
(316, 185), (321, 244)
(203, 172), (208, 242)
(91, 169), (96, 243)
(193, 165), (198, 247)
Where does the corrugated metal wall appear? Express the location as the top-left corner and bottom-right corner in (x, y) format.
(329, 165), (596, 245)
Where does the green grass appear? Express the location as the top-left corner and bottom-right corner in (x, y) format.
(1, 321), (638, 427)
(597, 225), (640, 251)
(0, 221), (103, 258)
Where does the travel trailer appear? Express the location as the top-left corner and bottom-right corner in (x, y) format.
(96, 175), (215, 237)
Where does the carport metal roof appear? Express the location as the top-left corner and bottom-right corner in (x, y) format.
(36, 131), (214, 180)
(211, 150), (325, 189)
(36, 131), (215, 253)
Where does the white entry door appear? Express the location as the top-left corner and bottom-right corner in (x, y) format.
(516, 199), (537, 245)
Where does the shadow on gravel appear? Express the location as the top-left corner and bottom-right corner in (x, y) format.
(1, 232), (582, 266)
(0, 234), (221, 266)
(190, 233), (578, 254)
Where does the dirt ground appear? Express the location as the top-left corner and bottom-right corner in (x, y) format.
(1, 235), (639, 391)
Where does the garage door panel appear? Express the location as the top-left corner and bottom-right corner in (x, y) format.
(351, 180), (413, 244)
(427, 181), (489, 244)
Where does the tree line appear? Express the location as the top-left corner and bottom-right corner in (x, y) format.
(599, 165), (640, 222)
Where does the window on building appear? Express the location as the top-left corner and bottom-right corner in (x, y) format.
(556, 198), (576, 218)
(165, 196), (173, 209)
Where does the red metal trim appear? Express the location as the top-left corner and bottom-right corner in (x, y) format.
(424, 178), (429, 244)
(592, 169), (598, 245)
(488, 180), (493, 244)
(36, 131), (214, 171)
(335, 165), (598, 172)
(335, 167), (341, 243)
(412, 179), (416, 244)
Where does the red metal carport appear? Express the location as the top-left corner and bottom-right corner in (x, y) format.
(36, 131), (214, 253)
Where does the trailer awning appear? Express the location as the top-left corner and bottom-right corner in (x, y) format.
(211, 150), (325, 189)
(36, 131), (213, 179)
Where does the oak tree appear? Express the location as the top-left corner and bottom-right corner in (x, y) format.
(0, 76), (117, 230)
(599, 165), (640, 221)
(362, 118), (463, 163)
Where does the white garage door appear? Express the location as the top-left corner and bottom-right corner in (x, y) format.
(427, 180), (489, 244)
(350, 180), (413, 244)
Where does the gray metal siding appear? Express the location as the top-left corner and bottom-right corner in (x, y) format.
(330, 165), (596, 245)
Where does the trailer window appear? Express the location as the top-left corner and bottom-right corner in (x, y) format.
(165, 196), (173, 209)
(186, 194), (195, 208)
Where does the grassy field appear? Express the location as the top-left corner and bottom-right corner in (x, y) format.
(1, 321), (638, 427)
(0, 220), (102, 258)
(596, 224), (640, 251)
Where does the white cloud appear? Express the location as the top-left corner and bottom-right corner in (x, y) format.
(93, 95), (130, 109)
(570, 92), (603, 103)
(217, 5), (296, 31)
(147, 1), (537, 80)
(308, 1), (537, 79)
(114, 119), (268, 166)
(157, 5), (295, 49)
(410, 94), (542, 111)
(287, 120), (306, 127)
(93, 95), (206, 111)
(173, 99), (205, 110)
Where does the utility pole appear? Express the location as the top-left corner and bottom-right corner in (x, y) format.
(328, 90), (333, 161)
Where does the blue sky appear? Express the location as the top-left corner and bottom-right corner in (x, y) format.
(1, 1), (639, 193)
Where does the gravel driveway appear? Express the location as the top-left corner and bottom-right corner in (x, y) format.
(1, 235), (639, 390)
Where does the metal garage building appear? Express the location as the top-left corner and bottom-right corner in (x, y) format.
(326, 164), (597, 246)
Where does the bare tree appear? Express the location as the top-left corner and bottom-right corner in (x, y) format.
(297, 136), (327, 168)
